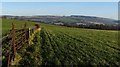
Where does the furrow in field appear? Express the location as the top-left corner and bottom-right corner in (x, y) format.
(48, 29), (119, 65)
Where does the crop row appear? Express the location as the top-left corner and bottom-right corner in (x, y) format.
(40, 28), (120, 66)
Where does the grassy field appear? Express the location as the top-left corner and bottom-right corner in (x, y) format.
(2, 19), (39, 34)
(2, 19), (120, 66)
(40, 24), (119, 66)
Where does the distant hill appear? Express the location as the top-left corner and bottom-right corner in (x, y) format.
(29, 15), (118, 25)
(69, 15), (117, 25)
(2, 15), (118, 26)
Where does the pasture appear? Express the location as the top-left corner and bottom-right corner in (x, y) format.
(2, 19), (120, 66)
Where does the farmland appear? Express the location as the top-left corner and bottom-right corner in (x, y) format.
(2, 19), (38, 34)
(40, 24), (120, 66)
(2, 19), (120, 66)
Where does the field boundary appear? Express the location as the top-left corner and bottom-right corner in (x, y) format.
(2, 23), (36, 67)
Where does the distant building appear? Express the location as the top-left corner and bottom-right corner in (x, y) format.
(31, 19), (41, 22)
(54, 23), (64, 25)
(76, 23), (86, 25)
(89, 22), (105, 25)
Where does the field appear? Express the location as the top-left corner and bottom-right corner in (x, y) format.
(2, 19), (120, 66)
(2, 19), (38, 34)
(40, 24), (119, 66)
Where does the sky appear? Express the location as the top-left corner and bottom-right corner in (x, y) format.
(2, 2), (118, 20)
(1, 0), (119, 2)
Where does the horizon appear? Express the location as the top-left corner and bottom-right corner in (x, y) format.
(2, 2), (118, 20)
(1, 14), (117, 20)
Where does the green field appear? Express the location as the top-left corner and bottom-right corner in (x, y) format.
(40, 24), (119, 66)
(2, 19), (120, 66)
(2, 19), (39, 34)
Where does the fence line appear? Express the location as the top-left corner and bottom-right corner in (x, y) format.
(2, 23), (34, 67)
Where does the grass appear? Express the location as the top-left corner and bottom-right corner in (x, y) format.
(39, 23), (119, 66)
(0, 19), (2, 36)
(2, 19), (41, 66)
(2, 19), (120, 66)
(2, 19), (40, 34)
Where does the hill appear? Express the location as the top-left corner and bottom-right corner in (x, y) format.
(2, 15), (118, 25)
(2, 19), (120, 66)
(30, 15), (118, 25)
(2, 19), (39, 34)
(2, 15), (119, 30)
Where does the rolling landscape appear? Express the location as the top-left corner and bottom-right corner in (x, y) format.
(1, 2), (120, 67)
(2, 15), (119, 30)
(2, 18), (120, 66)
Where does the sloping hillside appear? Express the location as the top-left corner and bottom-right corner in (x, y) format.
(2, 19), (120, 66)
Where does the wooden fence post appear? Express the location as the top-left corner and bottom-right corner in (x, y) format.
(24, 23), (27, 42)
(12, 23), (16, 61)
(7, 23), (16, 67)
(28, 28), (30, 44)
